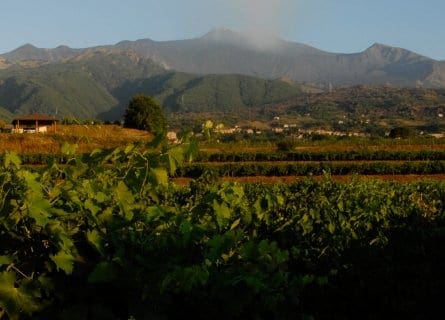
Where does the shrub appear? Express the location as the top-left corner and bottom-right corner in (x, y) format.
(276, 138), (297, 152)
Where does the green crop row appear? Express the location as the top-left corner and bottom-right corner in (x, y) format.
(195, 150), (445, 162)
(8, 149), (445, 166)
(178, 160), (445, 177)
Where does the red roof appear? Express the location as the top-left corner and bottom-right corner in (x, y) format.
(12, 114), (57, 122)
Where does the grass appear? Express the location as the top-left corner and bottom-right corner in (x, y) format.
(0, 124), (152, 154)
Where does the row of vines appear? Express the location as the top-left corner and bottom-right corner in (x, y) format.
(195, 150), (445, 162)
(180, 161), (445, 177)
(15, 149), (445, 165)
(1, 141), (445, 319)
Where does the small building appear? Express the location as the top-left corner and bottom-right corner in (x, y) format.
(11, 114), (57, 133)
(215, 128), (237, 134)
(166, 131), (179, 144)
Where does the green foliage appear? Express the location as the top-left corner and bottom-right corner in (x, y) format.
(123, 95), (167, 134)
(0, 271), (43, 319)
(14, 149), (445, 166)
(276, 138), (297, 152)
(178, 160), (445, 177)
(1, 141), (445, 319)
(195, 150), (445, 162)
(389, 126), (415, 138)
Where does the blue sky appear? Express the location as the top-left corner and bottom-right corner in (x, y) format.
(1, 0), (444, 60)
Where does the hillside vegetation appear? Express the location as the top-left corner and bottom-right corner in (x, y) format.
(220, 85), (445, 133)
(0, 51), (301, 120)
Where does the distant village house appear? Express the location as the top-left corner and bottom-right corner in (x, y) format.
(166, 131), (179, 144)
(11, 114), (57, 133)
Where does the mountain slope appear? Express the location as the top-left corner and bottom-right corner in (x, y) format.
(101, 72), (301, 119)
(111, 29), (445, 88)
(113, 29), (327, 80)
(0, 51), (165, 118)
(0, 71), (117, 119)
(2, 28), (444, 88)
(0, 50), (301, 120)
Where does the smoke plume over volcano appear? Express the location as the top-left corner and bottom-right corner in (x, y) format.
(225, 0), (294, 49)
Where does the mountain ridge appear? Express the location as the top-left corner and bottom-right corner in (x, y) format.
(1, 29), (443, 88)
(1, 29), (445, 122)
(2, 43), (83, 63)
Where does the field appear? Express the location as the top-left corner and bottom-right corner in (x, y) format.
(1, 130), (445, 319)
(2, 127), (445, 182)
(182, 137), (445, 182)
(0, 124), (152, 154)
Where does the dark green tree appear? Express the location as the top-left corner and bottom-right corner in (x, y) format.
(124, 95), (167, 134)
(388, 126), (414, 139)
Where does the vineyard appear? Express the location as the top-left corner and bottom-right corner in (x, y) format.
(1, 138), (445, 319)
(15, 147), (445, 180)
(180, 150), (445, 181)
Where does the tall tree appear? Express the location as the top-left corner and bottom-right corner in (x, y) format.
(123, 95), (167, 134)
